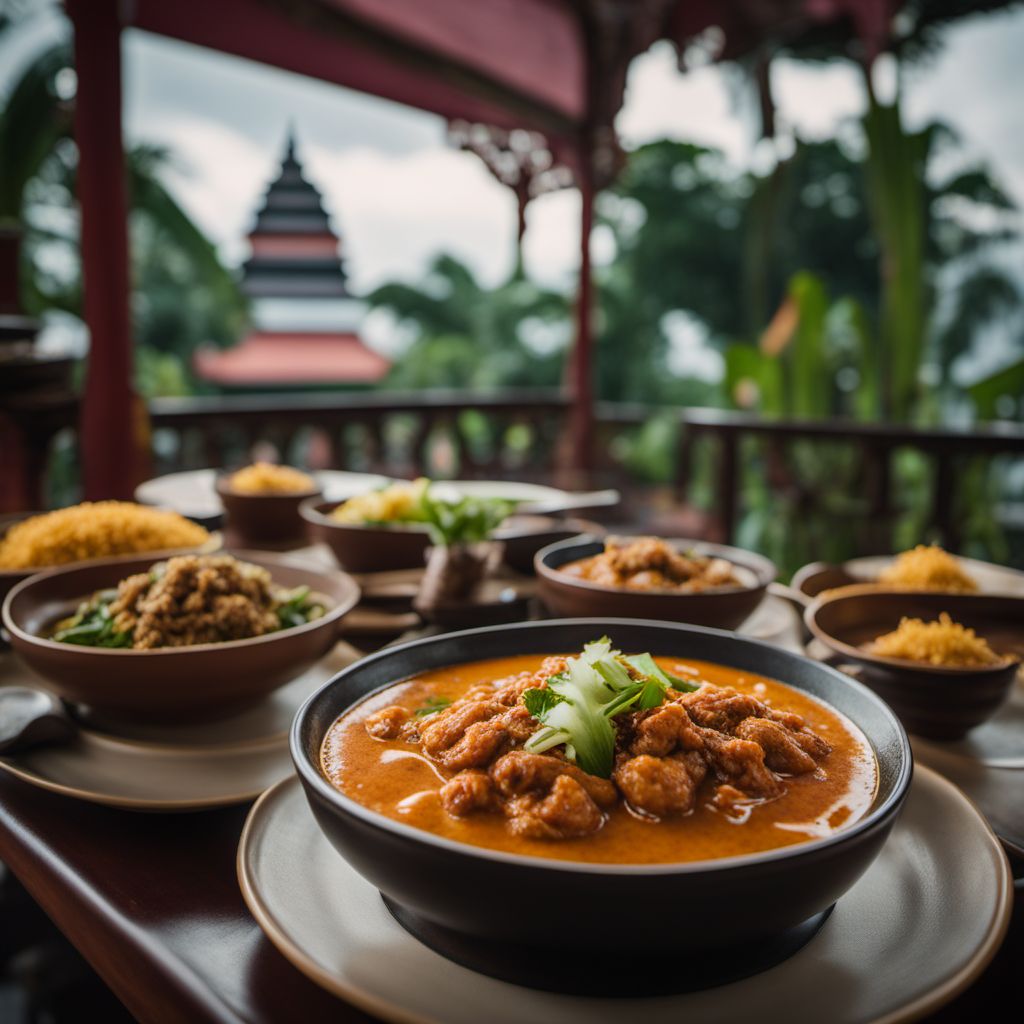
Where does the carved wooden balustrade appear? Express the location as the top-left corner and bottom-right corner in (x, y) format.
(674, 409), (1024, 553)
(18, 390), (1024, 558)
(148, 389), (582, 483)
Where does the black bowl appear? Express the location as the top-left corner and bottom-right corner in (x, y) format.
(291, 618), (911, 973)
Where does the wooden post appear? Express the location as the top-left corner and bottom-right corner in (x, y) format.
(67, 0), (140, 500)
(568, 152), (595, 480)
(717, 432), (738, 544)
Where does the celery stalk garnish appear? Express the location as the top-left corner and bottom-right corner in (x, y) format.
(521, 637), (685, 778)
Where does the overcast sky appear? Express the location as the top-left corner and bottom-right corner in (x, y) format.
(115, 7), (1024, 295)
(3, 2), (1023, 364)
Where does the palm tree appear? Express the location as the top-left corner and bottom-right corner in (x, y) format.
(368, 253), (569, 389)
(1, 15), (245, 394)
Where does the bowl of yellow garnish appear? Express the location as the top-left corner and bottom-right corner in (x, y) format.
(216, 462), (321, 546)
(806, 590), (1022, 739)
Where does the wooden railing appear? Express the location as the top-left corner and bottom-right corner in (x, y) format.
(148, 389), (580, 482)
(18, 390), (1024, 557)
(674, 409), (1024, 552)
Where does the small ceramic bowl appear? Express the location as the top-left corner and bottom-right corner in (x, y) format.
(534, 536), (775, 630)
(292, 618), (911, 962)
(300, 499), (430, 573)
(2, 550), (359, 722)
(302, 499), (599, 576)
(216, 472), (321, 547)
(806, 590), (1023, 739)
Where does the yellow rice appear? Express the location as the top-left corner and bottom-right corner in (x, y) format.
(330, 478), (429, 524)
(228, 462), (316, 494)
(0, 502), (210, 570)
(877, 544), (978, 593)
(871, 612), (1002, 667)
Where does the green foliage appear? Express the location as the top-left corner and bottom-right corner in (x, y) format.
(0, 35), (69, 219)
(3, 34), (245, 398)
(861, 91), (928, 420)
(968, 357), (1024, 419)
(371, 254), (567, 390)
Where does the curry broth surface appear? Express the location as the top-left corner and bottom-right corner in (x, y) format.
(322, 654), (878, 865)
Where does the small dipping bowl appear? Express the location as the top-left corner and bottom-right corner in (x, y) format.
(217, 472), (321, 547)
(806, 590), (1023, 740)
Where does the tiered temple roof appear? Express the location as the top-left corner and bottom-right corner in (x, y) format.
(194, 131), (390, 390)
(240, 133), (351, 299)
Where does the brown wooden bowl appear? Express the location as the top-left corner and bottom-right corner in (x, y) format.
(2, 550), (359, 722)
(216, 474), (321, 546)
(301, 499), (431, 573)
(534, 536), (775, 630)
(805, 590), (1023, 740)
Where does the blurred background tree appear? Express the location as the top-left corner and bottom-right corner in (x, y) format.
(1, 18), (245, 399)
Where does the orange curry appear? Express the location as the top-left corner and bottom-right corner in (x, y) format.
(322, 653), (877, 866)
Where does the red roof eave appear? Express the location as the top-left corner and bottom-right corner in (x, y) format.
(129, 0), (584, 145)
(193, 331), (391, 386)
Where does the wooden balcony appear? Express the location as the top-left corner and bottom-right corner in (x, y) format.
(17, 389), (1024, 558)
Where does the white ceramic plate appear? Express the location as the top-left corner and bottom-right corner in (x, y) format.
(134, 469), (391, 522)
(841, 554), (1024, 595)
(238, 767), (1011, 1024)
(428, 480), (619, 514)
(0, 643), (360, 810)
(738, 594), (803, 653)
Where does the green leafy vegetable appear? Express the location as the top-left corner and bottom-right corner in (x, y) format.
(414, 695), (454, 718)
(521, 688), (567, 719)
(417, 489), (517, 547)
(523, 639), (641, 777)
(52, 599), (132, 648)
(275, 585), (325, 630)
(625, 652), (700, 702)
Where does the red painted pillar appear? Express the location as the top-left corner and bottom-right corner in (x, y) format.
(67, 0), (139, 500)
(568, 153), (595, 477)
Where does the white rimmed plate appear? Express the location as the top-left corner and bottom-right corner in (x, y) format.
(827, 554), (1024, 595)
(135, 469), (392, 522)
(237, 766), (1011, 1024)
(0, 643), (360, 810)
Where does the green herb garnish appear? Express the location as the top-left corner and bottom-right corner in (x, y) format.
(414, 695), (454, 718)
(275, 585), (325, 630)
(521, 638), (699, 778)
(417, 489), (517, 547)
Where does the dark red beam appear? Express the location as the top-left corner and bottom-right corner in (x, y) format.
(67, 0), (140, 500)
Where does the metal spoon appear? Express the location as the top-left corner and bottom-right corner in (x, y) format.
(0, 687), (77, 755)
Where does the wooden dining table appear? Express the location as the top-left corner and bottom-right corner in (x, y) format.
(1, 551), (1021, 1022)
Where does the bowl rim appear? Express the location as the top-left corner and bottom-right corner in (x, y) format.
(291, 616), (912, 876)
(534, 534), (777, 598)
(1, 548), (360, 657)
(792, 553), (1024, 598)
(805, 589), (1024, 678)
(298, 497), (431, 535)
